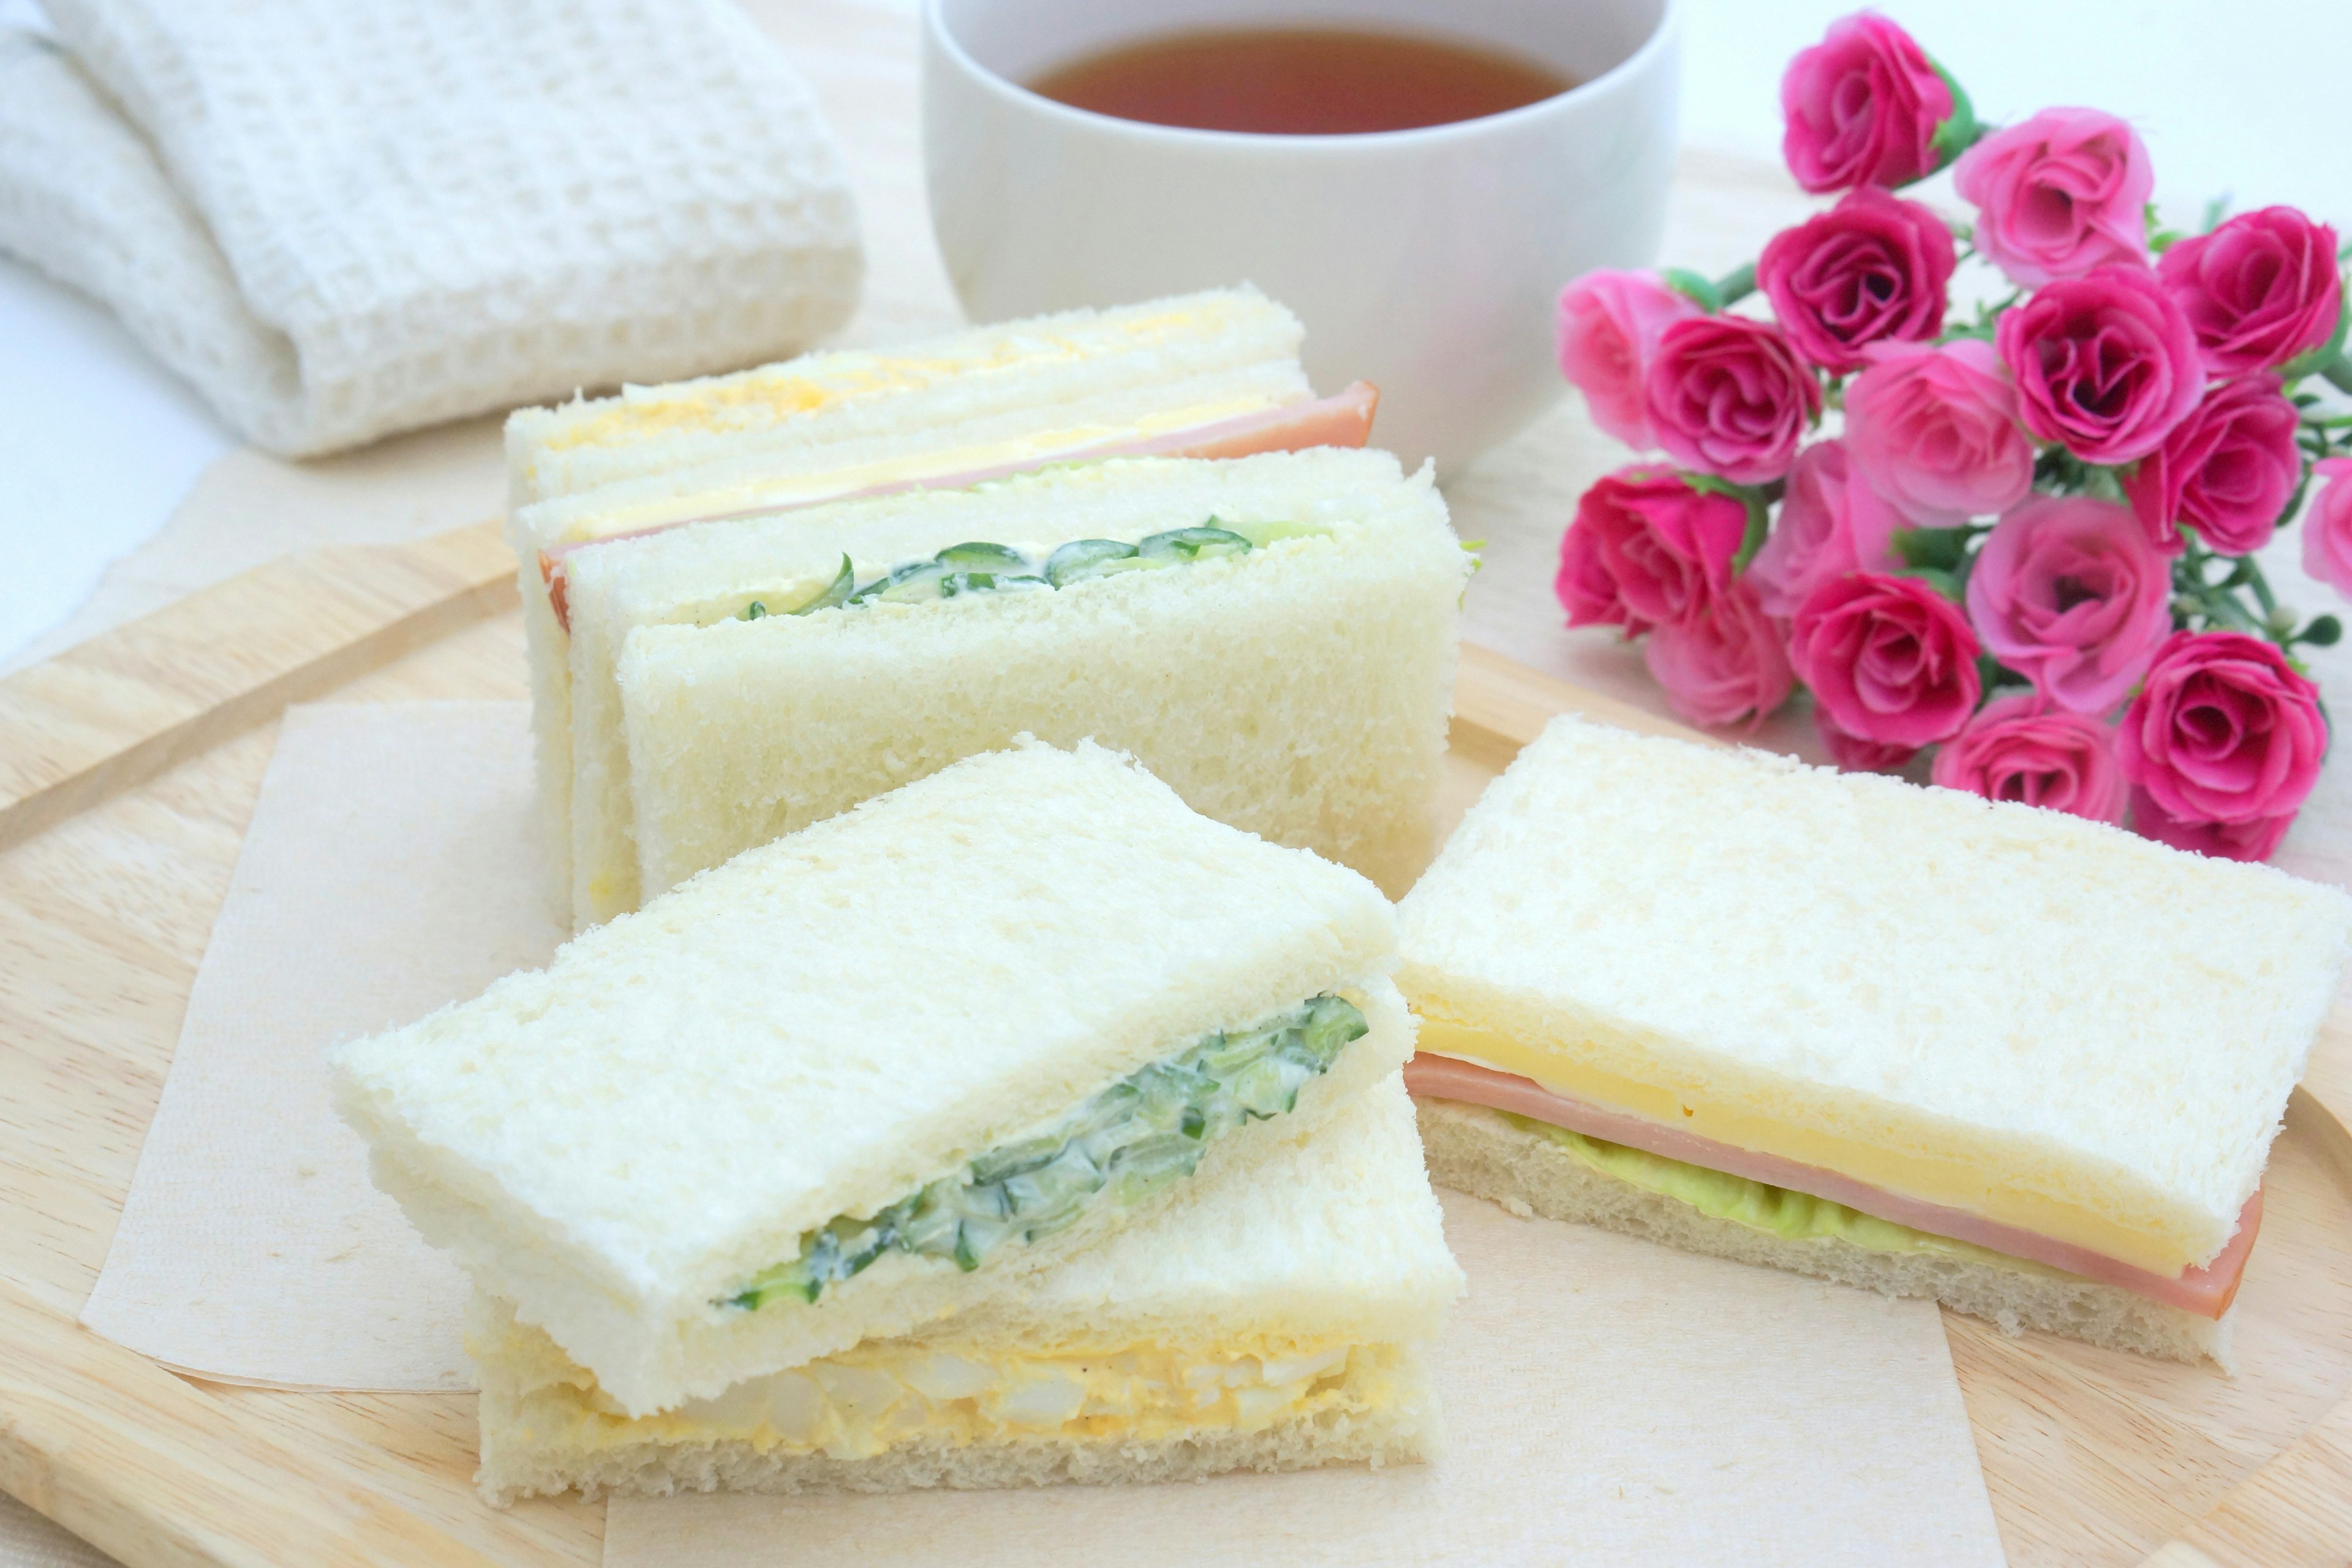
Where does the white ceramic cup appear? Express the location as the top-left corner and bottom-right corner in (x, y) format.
(921, 0), (1679, 473)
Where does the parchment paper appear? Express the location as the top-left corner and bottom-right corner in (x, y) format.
(608, 1194), (2005, 1568)
(78, 701), (565, 1389)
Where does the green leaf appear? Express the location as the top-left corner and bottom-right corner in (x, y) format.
(1891, 526), (1975, 573)
(1924, 59), (1982, 170)
(1898, 565), (1964, 600)
(2201, 193), (2233, 233)
(2282, 300), (2351, 383)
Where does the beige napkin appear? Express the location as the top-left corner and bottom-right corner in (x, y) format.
(607, 1193), (2005, 1567)
(79, 701), (564, 1389)
(78, 698), (2003, 1562)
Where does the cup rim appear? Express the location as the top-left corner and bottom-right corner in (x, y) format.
(922, 0), (1679, 148)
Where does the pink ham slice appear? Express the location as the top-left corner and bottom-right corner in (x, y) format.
(540, 381), (1381, 630)
(1404, 1053), (2259, 1319)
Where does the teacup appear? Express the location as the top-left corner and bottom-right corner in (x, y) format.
(921, 0), (1679, 472)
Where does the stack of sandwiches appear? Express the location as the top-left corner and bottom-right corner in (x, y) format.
(505, 287), (1464, 927)
(1396, 717), (2352, 1368)
(331, 743), (1463, 1501)
(331, 279), (2352, 1511)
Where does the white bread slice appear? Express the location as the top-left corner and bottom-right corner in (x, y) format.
(569, 449), (1463, 924)
(1398, 716), (2352, 1278)
(473, 1075), (1462, 1502)
(1418, 1099), (2231, 1368)
(502, 286), (1310, 913)
(330, 741), (1409, 1417)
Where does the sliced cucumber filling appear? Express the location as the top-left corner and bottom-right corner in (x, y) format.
(723, 993), (1370, 1312)
(739, 516), (1324, 622)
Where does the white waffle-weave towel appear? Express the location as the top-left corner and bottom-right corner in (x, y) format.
(0, 0), (862, 456)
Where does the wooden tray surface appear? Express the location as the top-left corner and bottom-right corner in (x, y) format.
(1, 526), (2348, 1568)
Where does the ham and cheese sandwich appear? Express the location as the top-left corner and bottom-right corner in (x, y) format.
(330, 741), (1414, 1419)
(469, 1076), (1462, 1501)
(1396, 717), (2352, 1367)
(564, 448), (1467, 925)
(503, 286), (1374, 913)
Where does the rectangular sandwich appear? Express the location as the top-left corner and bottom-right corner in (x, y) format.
(561, 447), (1466, 924)
(1398, 717), (2352, 1367)
(330, 740), (1411, 1417)
(471, 1075), (1463, 1501)
(507, 286), (1376, 908)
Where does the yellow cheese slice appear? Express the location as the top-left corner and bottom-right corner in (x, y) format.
(1415, 1017), (2192, 1278)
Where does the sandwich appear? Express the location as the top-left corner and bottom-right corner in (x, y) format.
(470, 1075), (1463, 1501)
(506, 286), (1377, 908)
(329, 739), (1412, 1418)
(562, 447), (1466, 925)
(1396, 717), (2352, 1368)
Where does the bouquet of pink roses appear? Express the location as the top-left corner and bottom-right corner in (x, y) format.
(1554, 10), (2352, 862)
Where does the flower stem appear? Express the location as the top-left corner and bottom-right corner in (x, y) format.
(2323, 355), (2352, 397)
(1713, 262), (1757, 308)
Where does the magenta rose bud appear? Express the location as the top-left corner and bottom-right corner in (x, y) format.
(1779, 13), (1954, 194)
(1791, 571), (1982, 751)
(1843, 338), (2035, 524)
(1556, 270), (1703, 448)
(1642, 579), (1795, 731)
(2122, 376), (2303, 555)
(2118, 630), (2327, 856)
(1757, 188), (1958, 373)
(1953, 107), (2154, 287)
(2300, 458), (2352, 600)
(1966, 496), (2172, 715)
(1555, 467), (1749, 636)
(2158, 206), (2346, 375)
(1996, 267), (2204, 465)
(1815, 712), (1920, 773)
(2131, 789), (2297, 862)
(1930, 692), (2129, 823)
(1643, 315), (1822, 484)
(1747, 439), (1905, 619)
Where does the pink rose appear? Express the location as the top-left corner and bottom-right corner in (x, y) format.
(2122, 376), (2302, 555)
(1643, 579), (1795, 731)
(1996, 267), (2204, 464)
(1966, 496), (2172, 714)
(1556, 270), (1703, 448)
(1930, 692), (2128, 823)
(1747, 439), (1904, 618)
(1843, 338), (2035, 524)
(1757, 188), (1958, 373)
(2118, 630), (2326, 858)
(1644, 315), (1822, 484)
(1953, 108), (2153, 287)
(2158, 206), (2346, 375)
(2299, 458), (2352, 600)
(1816, 712), (1920, 772)
(2131, 790), (2296, 862)
(1555, 467), (1747, 636)
(1791, 571), (1981, 750)
(1779, 13), (1954, 195)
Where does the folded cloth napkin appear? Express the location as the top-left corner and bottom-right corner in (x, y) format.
(0, 0), (862, 456)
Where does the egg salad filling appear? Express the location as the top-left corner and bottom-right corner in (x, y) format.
(526, 1341), (1406, 1461)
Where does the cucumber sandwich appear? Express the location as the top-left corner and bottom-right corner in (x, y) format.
(470, 1076), (1463, 1501)
(560, 447), (1467, 927)
(1398, 717), (2352, 1368)
(505, 286), (1381, 918)
(329, 741), (1416, 1419)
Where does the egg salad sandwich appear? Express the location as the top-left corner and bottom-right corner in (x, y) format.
(330, 740), (1412, 1419)
(1398, 717), (2352, 1368)
(507, 286), (1376, 908)
(560, 447), (1466, 926)
(469, 1074), (1463, 1501)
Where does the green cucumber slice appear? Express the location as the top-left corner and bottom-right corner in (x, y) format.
(1046, 538), (1140, 586)
(788, 554), (855, 615)
(935, 541), (1029, 570)
(1139, 525), (1251, 561)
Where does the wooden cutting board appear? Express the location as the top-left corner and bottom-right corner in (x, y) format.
(0, 525), (2347, 1568)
